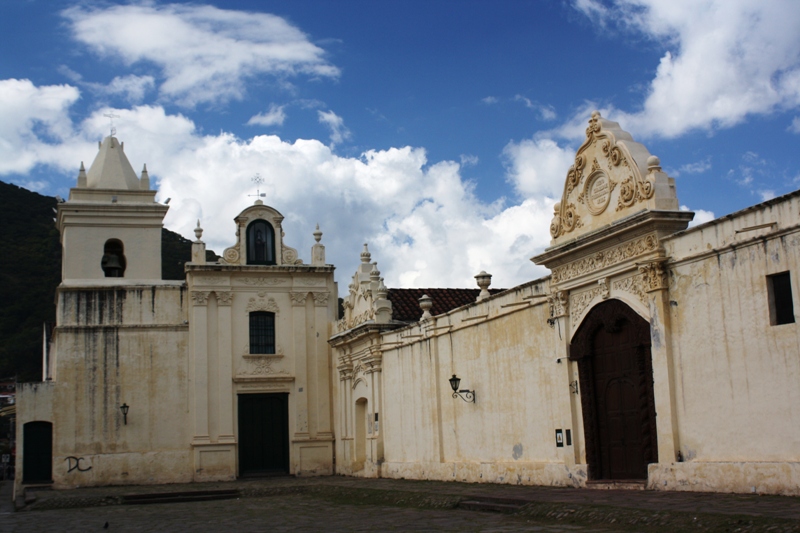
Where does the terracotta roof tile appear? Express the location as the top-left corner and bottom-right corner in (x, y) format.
(387, 288), (504, 322)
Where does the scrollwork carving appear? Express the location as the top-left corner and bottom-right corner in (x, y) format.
(222, 246), (240, 264)
(246, 297), (279, 313)
(612, 275), (648, 305)
(241, 277), (287, 286)
(241, 357), (288, 376)
(639, 261), (668, 292)
(548, 290), (569, 318)
(570, 286), (605, 324)
(312, 292), (329, 306)
(550, 234), (660, 284)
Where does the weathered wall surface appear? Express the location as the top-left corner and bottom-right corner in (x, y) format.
(16, 284), (190, 492)
(375, 281), (587, 488)
(655, 193), (800, 494)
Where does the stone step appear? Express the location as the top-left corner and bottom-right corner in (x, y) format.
(122, 489), (240, 505)
(585, 480), (646, 490)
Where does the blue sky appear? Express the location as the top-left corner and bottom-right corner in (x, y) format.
(2, 0), (799, 287)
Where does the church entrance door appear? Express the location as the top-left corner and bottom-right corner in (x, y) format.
(238, 393), (289, 477)
(570, 299), (657, 481)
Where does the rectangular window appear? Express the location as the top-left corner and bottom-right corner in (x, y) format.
(249, 312), (275, 353)
(768, 272), (795, 326)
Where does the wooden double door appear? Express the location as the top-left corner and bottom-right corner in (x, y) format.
(571, 299), (658, 481)
(237, 393), (289, 477)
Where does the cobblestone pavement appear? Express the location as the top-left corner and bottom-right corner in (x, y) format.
(4, 476), (800, 532)
(6, 493), (613, 533)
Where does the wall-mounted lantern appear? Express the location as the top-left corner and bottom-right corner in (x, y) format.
(449, 375), (476, 403)
(120, 403), (129, 425)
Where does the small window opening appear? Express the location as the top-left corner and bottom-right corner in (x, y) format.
(246, 220), (276, 265)
(768, 271), (795, 325)
(249, 311), (275, 354)
(101, 239), (126, 277)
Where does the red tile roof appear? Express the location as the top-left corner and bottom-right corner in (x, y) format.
(387, 288), (504, 322)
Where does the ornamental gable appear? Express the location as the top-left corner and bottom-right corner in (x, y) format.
(549, 112), (680, 246)
(220, 200), (302, 266)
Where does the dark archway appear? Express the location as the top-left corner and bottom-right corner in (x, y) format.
(570, 299), (657, 480)
(23, 421), (52, 484)
(101, 239), (126, 277)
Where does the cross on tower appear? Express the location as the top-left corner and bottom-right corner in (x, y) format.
(103, 112), (120, 137)
(248, 173), (266, 200)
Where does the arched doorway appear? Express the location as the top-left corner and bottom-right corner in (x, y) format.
(570, 299), (657, 480)
(354, 398), (367, 468)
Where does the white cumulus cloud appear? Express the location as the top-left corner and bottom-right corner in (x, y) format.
(63, 4), (339, 107)
(573, 0), (800, 138)
(0, 79), (82, 174)
(317, 110), (351, 148)
(247, 105), (287, 127)
(502, 137), (575, 199)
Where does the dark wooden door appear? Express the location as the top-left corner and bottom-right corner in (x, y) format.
(592, 325), (649, 479)
(571, 299), (657, 481)
(238, 393), (289, 476)
(23, 421), (52, 483)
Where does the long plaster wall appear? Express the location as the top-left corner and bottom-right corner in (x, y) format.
(651, 194), (800, 494)
(377, 281), (587, 487)
(16, 284), (191, 492)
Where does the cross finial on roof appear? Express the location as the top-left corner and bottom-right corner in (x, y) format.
(103, 112), (120, 137)
(248, 173), (266, 201)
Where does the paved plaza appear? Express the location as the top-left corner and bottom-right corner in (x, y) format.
(3, 476), (800, 532)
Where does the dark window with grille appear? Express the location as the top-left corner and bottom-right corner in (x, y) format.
(768, 272), (795, 326)
(247, 220), (276, 265)
(249, 312), (275, 354)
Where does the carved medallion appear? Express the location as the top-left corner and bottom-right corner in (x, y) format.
(583, 171), (615, 216)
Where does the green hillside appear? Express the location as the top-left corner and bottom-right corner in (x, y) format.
(0, 180), (214, 382)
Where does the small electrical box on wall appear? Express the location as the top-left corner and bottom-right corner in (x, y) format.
(555, 429), (572, 447)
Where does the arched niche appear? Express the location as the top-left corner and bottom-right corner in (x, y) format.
(246, 219), (276, 265)
(101, 239), (126, 277)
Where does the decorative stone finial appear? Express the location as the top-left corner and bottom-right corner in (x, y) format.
(419, 294), (433, 320)
(254, 199), (264, 205)
(77, 161), (87, 188)
(140, 164), (150, 190)
(375, 280), (388, 299)
(475, 271), (492, 301)
(647, 155), (662, 172)
(370, 263), (380, 280)
(194, 219), (203, 241)
(360, 243), (371, 263)
(311, 224), (326, 266)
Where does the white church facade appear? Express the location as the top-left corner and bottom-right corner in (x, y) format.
(15, 112), (800, 497)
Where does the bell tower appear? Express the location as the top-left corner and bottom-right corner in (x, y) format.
(56, 135), (169, 283)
